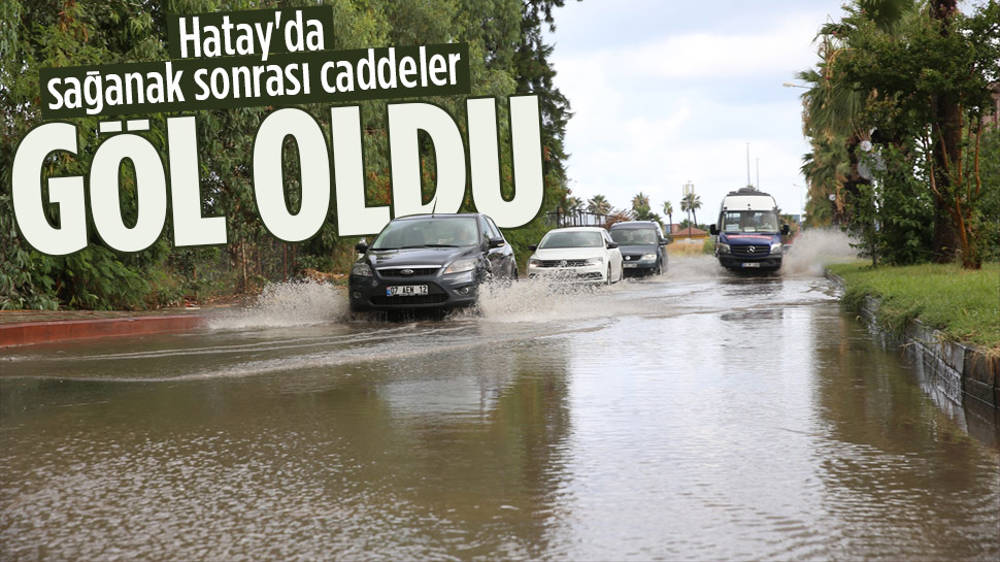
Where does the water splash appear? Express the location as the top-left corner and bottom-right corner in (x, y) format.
(206, 281), (347, 330)
(474, 278), (630, 323)
(663, 254), (724, 281)
(782, 229), (858, 276)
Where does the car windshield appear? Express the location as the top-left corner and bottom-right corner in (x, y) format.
(611, 228), (658, 245)
(539, 231), (604, 249)
(722, 211), (779, 233)
(372, 218), (479, 249)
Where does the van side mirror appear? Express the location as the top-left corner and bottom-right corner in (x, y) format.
(355, 240), (368, 253)
(488, 237), (505, 249)
(709, 224), (719, 235)
(607, 241), (618, 249)
(781, 224), (790, 235)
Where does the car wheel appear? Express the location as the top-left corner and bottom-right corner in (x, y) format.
(606, 264), (613, 285)
(654, 260), (662, 276)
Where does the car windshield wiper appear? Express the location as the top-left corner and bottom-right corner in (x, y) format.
(399, 243), (461, 248)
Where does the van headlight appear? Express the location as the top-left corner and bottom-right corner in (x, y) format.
(584, 257), (603, 266)
(641, 253), (656, 261)
(351, 263), (373, 277)
(718, 243), (731, 254)
(770, 243), (783, 255)
(444, 258), (477, 274)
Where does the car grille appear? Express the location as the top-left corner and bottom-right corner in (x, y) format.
(731, 245), (769, 257)
(537, 259), (589, 267)
(622, 254), (645, 262)
(378, 266), (441, 278)
(370, 294), (449, 306)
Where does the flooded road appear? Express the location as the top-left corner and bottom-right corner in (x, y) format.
(2, 256), (999, 560)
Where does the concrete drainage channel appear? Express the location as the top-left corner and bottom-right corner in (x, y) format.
(826, 270), (999, 411)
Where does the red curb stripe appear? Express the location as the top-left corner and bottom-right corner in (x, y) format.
(0, 315), (205, 348)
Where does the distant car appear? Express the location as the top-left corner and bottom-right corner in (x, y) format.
(526, 227), (623, 284)
(348, 213), (516, 312)
(609, 221), (669, 276)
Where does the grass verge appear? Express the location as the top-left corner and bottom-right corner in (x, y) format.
(828, 262), (1000, 350)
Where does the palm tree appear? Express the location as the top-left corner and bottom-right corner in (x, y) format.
(587, 194), (612, 216)
(680, 192), (702, 235)
(797, 0), (915, 228)
(662, 201), (674, 232)
(631, 192), (652, 220)
(565, 196), (583, 213)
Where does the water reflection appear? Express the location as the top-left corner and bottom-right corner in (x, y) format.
(0, 337), (573, 560)
(811, 309), (1000, 559)
(2, 272), (998, 560)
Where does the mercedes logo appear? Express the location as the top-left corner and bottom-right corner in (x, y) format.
(625, 256), (631, 261)
(747, 246), (755, 254)
(559, 260), (568, 267)
(400, 268), (414, 276)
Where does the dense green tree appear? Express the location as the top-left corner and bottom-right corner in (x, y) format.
(798, 0), (999, 268)
(0, 0), (576, 308)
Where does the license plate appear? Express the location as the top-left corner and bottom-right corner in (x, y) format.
(386, 285), (429, 296)
(741, 262), (761, 268)
(624, 263), (638, 268)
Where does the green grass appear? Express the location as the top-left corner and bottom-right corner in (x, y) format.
(828, 262), (1000, 350)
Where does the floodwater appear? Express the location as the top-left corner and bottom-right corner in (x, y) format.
(2, 249), (999, 559)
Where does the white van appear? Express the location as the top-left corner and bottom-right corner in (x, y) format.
(708, 187), (789, 271)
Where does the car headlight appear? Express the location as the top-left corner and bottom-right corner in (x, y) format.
(770, 242), (783, 255)
(584, 257), (603, 266)
(718, 243), (731, 254)
(529, 258), (542, 267)
(443, 258), (477, 274)
(351, 262), (373, 277)
(641, 253), (656, 261)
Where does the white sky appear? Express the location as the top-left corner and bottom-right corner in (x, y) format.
(546, 0), (848, 222)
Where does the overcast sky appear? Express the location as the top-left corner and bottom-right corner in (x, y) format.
(546, 0), (848, 222)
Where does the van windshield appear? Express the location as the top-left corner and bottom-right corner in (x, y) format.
(722, 211), (779, 233)
(611, 229), (658, 245)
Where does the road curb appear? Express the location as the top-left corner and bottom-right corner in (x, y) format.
(0, 314), (206, 348)
(824, 269), (999, 409)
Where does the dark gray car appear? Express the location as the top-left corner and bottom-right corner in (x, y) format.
(609, 221), (669, 276)
(348, 213), (516, 312)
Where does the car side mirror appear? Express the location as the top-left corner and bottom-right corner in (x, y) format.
(355, 240), (368, 253)
(488, 237), (505, 249)
(607, 241), (618, 249)
(781, 224), (790, 235)
(528, 244), (538, 251)
(709, 224), (719, 235)
(658, 236), (668, 245)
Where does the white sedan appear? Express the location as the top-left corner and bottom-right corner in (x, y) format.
(526, 227), (624, 284)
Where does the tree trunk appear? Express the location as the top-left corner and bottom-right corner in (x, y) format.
(930, 0), (962, 263)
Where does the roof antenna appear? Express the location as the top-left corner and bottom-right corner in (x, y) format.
(745, 142), (752, 187)
(756, 157), (760, 189)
